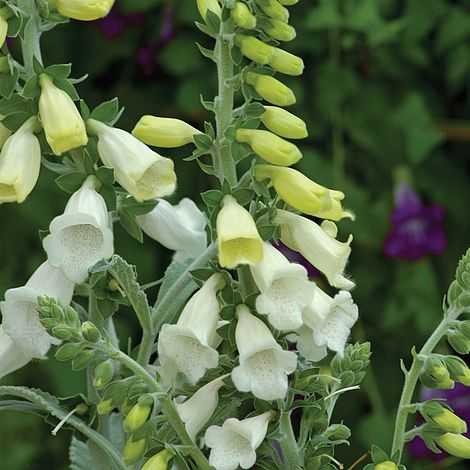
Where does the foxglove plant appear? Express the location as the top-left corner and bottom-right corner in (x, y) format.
(0, 1), (468, 470)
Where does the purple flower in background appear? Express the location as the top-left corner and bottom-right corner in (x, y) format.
(94, 7), (145, 39)
(384, 182), (447, 261)
(408, 384), (470, 460)
(273, 241), (319, 278)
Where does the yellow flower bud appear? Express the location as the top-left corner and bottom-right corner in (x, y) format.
(123, 395), (153, 433)
(236, 128), (301, 166)
(374, 462), (398, 470)
(123, 436), (148, 465)
(278, 0), (299, 5)
(0, 117), (42, 204)
(435, 433), (470, 459)
(269, 47), (304, 76)
(132, 115), (202, 148)
(235, 34), (275, 65)
(0, 9), (9, 48)
(196, 0), (221, 20)
(246, 72), (296, 106)
(261, 106), (308, 139)
(231, 2), (257, 29)
(54, 0), (115, 21)
(257, 0), (289, 22)
(97, 398), (114, 415)
(38, 74), (88, 156)
(217, 195), (263, 269)
(254, 165), (353, 220)
(263, 18), (296, 41)
(430, 409), (467, 434)
(141, 450), (174, 470)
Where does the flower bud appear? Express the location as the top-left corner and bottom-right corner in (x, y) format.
(236, 128), (302, 166)
(260, 106), (307, 139)
(87, 119), (176, 202)
(81, 321), (101, 343)
(231, 2), (256, 29)
(54, 1), (114, 21)
(255, 165), (353, 220)
(0, 8), (11, 48)
(132, 115), (202, 148)
(55, 342), (84, 361)
(93, 360), (114, 390)
(216, 195), (263, 269)
(374, 462), (398, 470)
(71, 350), (94, 371)
(38, 74), (87, 155)
(196, 0), (221, 20)
(51, 325), (72, 340)
(431, 409), (467, 434)
(234, 34), (275, 65)
(0, 116), (42, 204)
(97, 398), (114, 415)
(447, 330), (470, 355)
(269, 47), (304, 76)
(278, 0), (299, 6)
(435, 433), (470, 459)
(123, 394), (153, 433)
(444, 356), (470, 386)
(64, 305), (80, 328)
(263, 18), (296, 41)
(141, 450), (174, 470)
(97, 381), (128, 414)
(123, 436), (148, 465)
(246, 72), (296, 106)
(256, 0), (289, 22)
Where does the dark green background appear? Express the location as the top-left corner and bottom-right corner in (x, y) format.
(1, 0), (469, 468)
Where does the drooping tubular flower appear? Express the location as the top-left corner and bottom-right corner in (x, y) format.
(52, 0), (115, 21)
(0, 116), (42, 204)
(38, 74), (88, 156)
(174, 374), (229, 441)
(384, 182), (447, 261)
(43, 176), (114, 283)
(245, 72), (296, 107)
(0, 326), (31, 379)
(216, 195), (263, 269)
(132, 115), (202, 148)
(196, 0), (221, 20)
(297, 289), (358, 361)
(0, 7), (11, 48)
(255, 165), (353, 220)
(250, 242), (315, 330)
(275, 210), (354, 289)
(260, 106), (307, 139)
(205, 410), (275, 470)
(231, 305), (297, 400)
(158, 273), (226, 385)
(231, 2), (256, 29)
(87, 118), (176, 202)
(137, 198), (207, 262)
(0, 261), (75, 375)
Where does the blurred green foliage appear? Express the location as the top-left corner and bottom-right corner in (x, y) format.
(1, 0), (470, 468)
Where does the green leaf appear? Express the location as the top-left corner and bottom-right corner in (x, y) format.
(120, 197), (158, 216)
(1, 111), (33, 131)
(205, 9), (221, 35)
(69, 437), (94, 470)
(90, 255), (152, 332)
(54, 78), (79, 100)
(118, 208), (143, 242)
(55, 172), (87, 194)
(201, 189), (223, 207)
(0, 94), (30, 115)
(196, 42), (216, 62)
(95, 166), (115, 186)
(0, 65), (19, 99)
(193, 133), (213, 150)
(244, 102), (266, 118)
(45, 63), (72, 79)
(91, 98), (120, 124)
(370, 444), (390, 463)
(233, 188), (254, 206)
(21, 75), (40, 99)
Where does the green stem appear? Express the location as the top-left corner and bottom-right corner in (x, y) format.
(214, 20), (237, 186)
(391, 306), (462, 460)
(112, 350), (211, 470)
(18, 0), (43, 76)
(237, 265), (258, 300)
(278, 410), (302, 469)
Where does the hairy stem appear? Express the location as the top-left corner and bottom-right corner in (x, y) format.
(18, 0), (43, 76)
(113, 349), (211, 470)
(391, 306), (462, 460)
(278, 410), (302, 469)
(214, 20), (237, 186)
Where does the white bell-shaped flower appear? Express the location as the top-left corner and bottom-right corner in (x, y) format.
(251, 242), (315, 330)
(158, 273), (226, 384)
(275, 210), (354, 290)
(0, 116), (41, 204)
(87, 118), (176, 202)
(0, 326), (32, 379)
(174, 374), (228, 441)
(137, 198), (207, 262)
(231, 305), (297, 400)
(297, 289), (358, 361)
(205, 410), (275, 470)
(0, 261), (74, 360)
(43, 176), (114, 283)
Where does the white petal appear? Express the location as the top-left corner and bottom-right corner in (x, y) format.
(1, 287), (59, 358)
(296, 326), (328, 362)
(0, 325), (31, 378)
(224, 411), (274, 450)
(208, 428), (251, 470)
